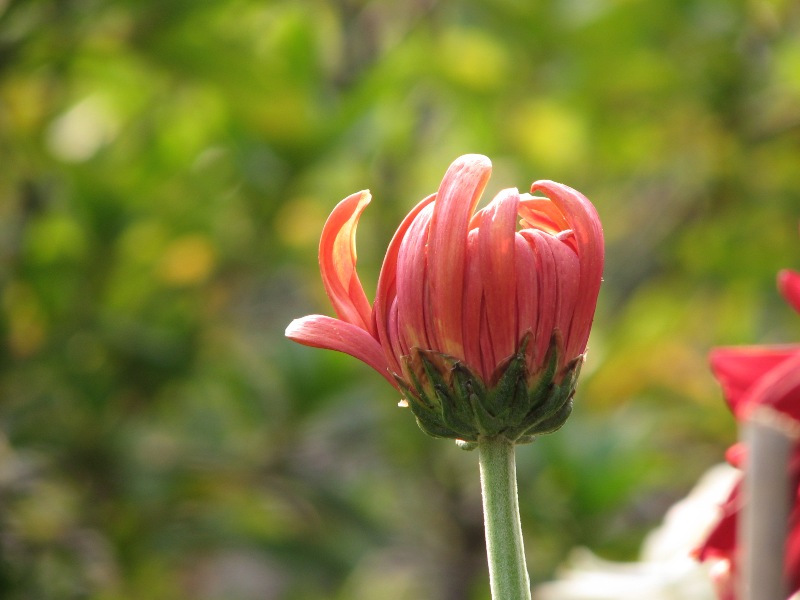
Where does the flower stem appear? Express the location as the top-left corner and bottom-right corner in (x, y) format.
(478, 436), (532, 600)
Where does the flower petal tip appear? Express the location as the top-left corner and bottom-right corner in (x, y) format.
(778, 269), (800, 314)
(455, 153), (492, 168)
(284, 318), (302, 339)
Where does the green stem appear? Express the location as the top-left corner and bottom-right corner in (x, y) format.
(478, 436), (532, 600)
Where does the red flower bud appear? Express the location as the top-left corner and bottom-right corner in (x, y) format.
(286, 154), (604, 444)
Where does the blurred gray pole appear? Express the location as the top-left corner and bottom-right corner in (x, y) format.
(740, 414), (793, 600)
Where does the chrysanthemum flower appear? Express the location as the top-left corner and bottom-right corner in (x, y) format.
(286, 154), (604, 445)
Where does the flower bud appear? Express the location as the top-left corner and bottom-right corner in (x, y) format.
(286, 154), (604, 446)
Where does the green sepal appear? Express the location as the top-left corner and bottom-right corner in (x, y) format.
(505, 354), (581, 441)
(411, 401), (462, 439)
(523, 358), (582, 437)
(395, 371), (460, 439)
(525, 335), (561, 413)
(450, 361), (487, 406)
(487, 342), (530, 425)
(396, 335), (584, 446)
(400, 351), (436, 409)
(469, 392), (504, 436)
(449, 362), (504, 436)
(502, 334), (559, 429)
(485, 333), (530, 417)
(417, 350), (479, 439)
(529, 396), (574, 435)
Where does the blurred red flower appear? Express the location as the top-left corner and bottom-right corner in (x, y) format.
(696, 269), (800, 599)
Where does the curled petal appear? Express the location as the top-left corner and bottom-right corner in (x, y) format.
(374, 193), (436, 373)
(531, 181), (604, 359)
(319, 191), (374, 332)
(373, 194), (436, 354)
(286, 315), (397, 389)
(469, 206), (487, 230)
(428, 154), (492, 359)
(779, 269), (800, 315)
(479, 188), (520, 369)
(518, 195), (569, 234)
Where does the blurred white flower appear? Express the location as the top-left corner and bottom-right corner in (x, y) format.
(46, 95), (119, 162)
(535, 464), (739, 600)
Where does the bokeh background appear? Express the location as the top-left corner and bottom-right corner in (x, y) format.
(2, 0), (800, 598)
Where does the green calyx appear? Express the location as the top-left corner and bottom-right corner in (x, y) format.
(395, 334), (582, 450)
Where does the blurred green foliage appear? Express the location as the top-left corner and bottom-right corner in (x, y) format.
(2, 0), (800, 598)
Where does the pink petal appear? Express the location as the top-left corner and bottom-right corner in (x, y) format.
(469, 206), (487, 230)
(479, 188), (520, 369)
(387, 298), (406, 364)
(285, 315), (397, 389)
(396, 203), (435, 352)
(515, 233), (538, 366)
(710, 346), (800, 418)
(522, 230), (558, 370)
(524, 231), (580, 369)
(530, 181), (604, 359)
(480, 303), (494, 381)
(779, 269), (800, 315)
(374, 193), (436, 372)
(427, 154), (492, 360)
(518, 196), (569, 234)
(463, 229), (487, 380)
(319, 191), (374, 332)
(548, 239), (581, 356)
